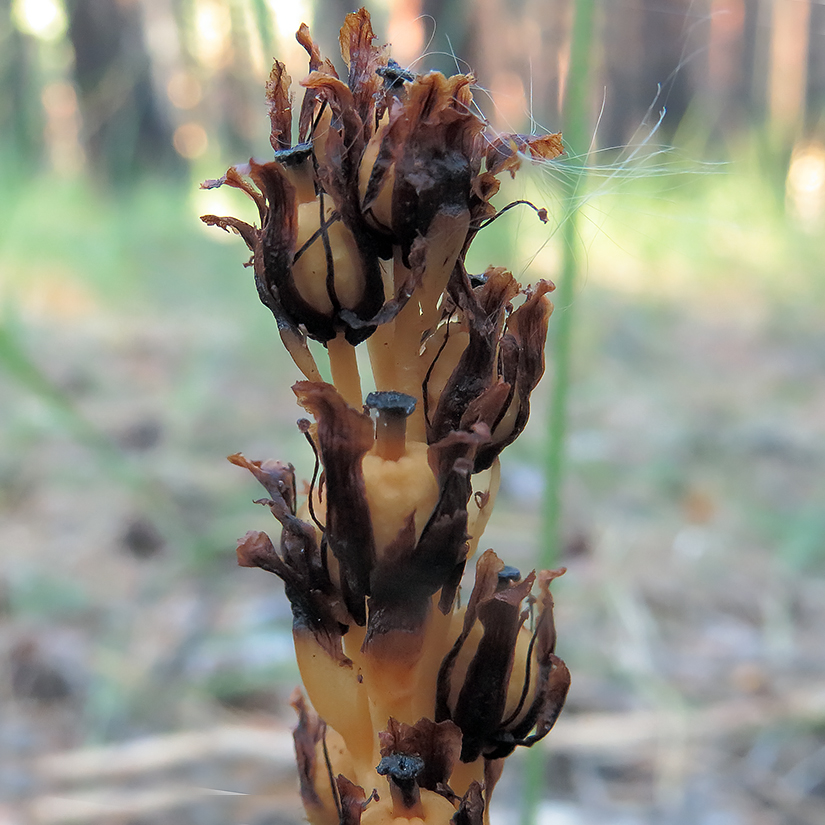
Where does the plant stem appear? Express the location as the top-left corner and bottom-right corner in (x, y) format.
(542, 0), (596, 571)
(524, 0), (596, 822)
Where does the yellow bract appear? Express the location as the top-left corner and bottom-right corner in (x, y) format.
(362, 442), (440, 555)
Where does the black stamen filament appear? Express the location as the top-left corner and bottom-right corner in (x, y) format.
(292, 210), (342, 265)
(472, 199), (548, 232)
(318, 189), (340, 312)
(501, 625), (538, 728)
(310, 100), (329, 140)
(300, 423), (326, 532)
(321, 723), (342, 821)
(421, 310), (455, 429)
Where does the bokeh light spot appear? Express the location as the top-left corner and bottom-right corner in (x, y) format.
(12, 0), (67, 41)
(786, 141), (825, 226)
(167, 71), (203, 110)
(173, 123), (209, 159)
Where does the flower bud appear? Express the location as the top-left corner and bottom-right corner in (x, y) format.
(292, 199), (368, 319)
(435, 551), (570, 763)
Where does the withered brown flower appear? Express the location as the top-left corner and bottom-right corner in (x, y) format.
(203, 8), (569, 825)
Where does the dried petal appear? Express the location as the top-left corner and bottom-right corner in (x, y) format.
(296, 23), (339, 143)
(450, 575), (535, 762)
(291, 690), (325, 808)
(267, 60), (293, 151)
(337, 775), (367, 825)
(453, 780), (484, 825)
(429, 266), (519, 443)
(339, 8), (388, 128)
(474, 279), (555, 470)
(485, 132), (564, 177)
(294, 381), (376, 626)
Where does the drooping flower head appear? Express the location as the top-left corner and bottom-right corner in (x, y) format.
(203, 9), (569, 824)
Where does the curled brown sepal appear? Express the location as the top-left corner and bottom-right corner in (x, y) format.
(202, 157), (384, 348)
(336, 775), (367, 825)
(426, 422), (491, 490)
(228, 455), (297, 511)
(485, 132), (564, 177)
(452, 781), (484, 825)
(474, 278), (556, 472)
(449, 572), (535, 762)
(379, 718), (462, 795)
(429, 266), (520, 444)
(230, 455), (345, 661)
(338, 8), (388, 130)
(267, 60), (293, 151)
(291, 689), (325, 809)
(361, 72), (482, 265)
(436, 550), (566, 762)
(295, 23), (339, 143)
(234, 529), (345, 663)
(294, 381), (376, 626)
(435, 550), (505, 724)
(200, 158), (337, 373)
(490, 568), (570, 756)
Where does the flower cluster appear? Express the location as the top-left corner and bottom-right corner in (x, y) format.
(203, 9), (569, 825)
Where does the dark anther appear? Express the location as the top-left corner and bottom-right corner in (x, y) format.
(376, 753), (424, 781)
(365, 391), (417, 416)
(376, 753), (424, 812)
(376, 59), (416, 89)
(496, 565), (522, 590)
(366, 392), (417, 461)
(273, 143), (314, 166)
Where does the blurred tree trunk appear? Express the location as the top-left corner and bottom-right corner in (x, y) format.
(0, 0), (45, 168)
(217, 1), (260, 160)
(419, 0), (472, 77)
(768, 0), (811, 135)
(65, 0), (183, 185)
(806, 0), (825, 123)
(707, 0), (745, 130)
(699, 0), (763, 139)
(601, 0), (695, 144)
(599, 0), (644, 147)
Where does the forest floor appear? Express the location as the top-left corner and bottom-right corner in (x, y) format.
(1, 156), (824, 825)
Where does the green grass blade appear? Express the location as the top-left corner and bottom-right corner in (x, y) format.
(524, 1), (596, 822)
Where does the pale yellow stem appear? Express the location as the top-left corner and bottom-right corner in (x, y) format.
(409, 604), (456, 722)
(280, 327), (323, 382)
(327, 331), (362, 408)
(293, 631), (373, 768)
(467, 457), (501, 559)
(416, 210), (470, 342)
(391, 253), (427, 442)
(366, 320), (397, 392)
